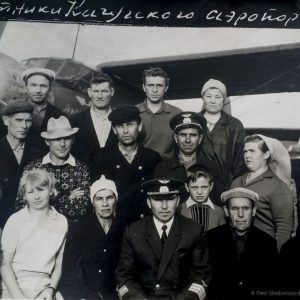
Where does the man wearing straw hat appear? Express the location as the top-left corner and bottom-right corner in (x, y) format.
(16, 116), (91, 224)
(206, 187), (278, 300)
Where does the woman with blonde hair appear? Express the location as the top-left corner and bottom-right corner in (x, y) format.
(0, 169), (68, 299)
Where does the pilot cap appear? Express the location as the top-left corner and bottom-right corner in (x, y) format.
(201, 79), (227, 98)
(221, 187), (259, 204)
(169, 111), (207, 133)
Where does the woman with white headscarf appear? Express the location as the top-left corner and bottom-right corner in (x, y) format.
(231, 134), (294, 251)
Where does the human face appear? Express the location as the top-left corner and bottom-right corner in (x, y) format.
(174, 128), (202, 155)
(243, 142), (269, 172)
(3, 113), (32, 140)
(147, 195), (179, 223)
(143, 76), (168, 104)
(113, 121), (142, 146)
(202, 88), (224, 114)
(93, 189), (117, 219)
(26, 75), (51, 104)
(88, 82), (114, 110)
(186, 176), (213, 204)
(25, 182), (50, 211)
(45, 136), (74, 162)
(224, 197), (256, 235)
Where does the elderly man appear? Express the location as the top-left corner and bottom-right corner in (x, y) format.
(136, 67), (182, 159)
(206, 188), (278, 300)
(22, 67), (66, 153)
(60, 175), (124, 300)
(16, 116), (91, 224)
(91, 105), (161, 226)
(0, 99), (42, 227)
(116, 178), (211, 300)
(155, 111), (226, 206)
(71, 74), (118, 164)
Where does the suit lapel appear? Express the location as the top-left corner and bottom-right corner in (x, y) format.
(157, 216), (181, 281)
(85, 111), (101, 148)
(1, 138), (19, 169)
(145, 217), (163, 262)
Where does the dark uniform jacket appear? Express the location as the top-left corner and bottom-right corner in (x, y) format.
(91, 144), (161, 226)
(60, 214), (125, 300)
(26, 103), (66, 154)
(206, 224), (278, 300)
(116, 214), (211, 300)
(201, 111), (246, 186)
(0, 137), (42, 227)
(154, 150), (226, 206)
(70, 109), (117, 165)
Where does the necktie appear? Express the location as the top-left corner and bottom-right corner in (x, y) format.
(161, 225), (168, 248)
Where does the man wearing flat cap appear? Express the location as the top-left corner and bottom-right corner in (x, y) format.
(70, 74), (118, 165)
(91, 105), (161, 226)
(16, 116), (91, 224)
(116, 178), (211, 300)
(61, 175), (124, 300)
(206, 187), (278, 300)
(22, 67), (66, 153)
(0, 99), (42, 227)
(154, 111), (227, 206)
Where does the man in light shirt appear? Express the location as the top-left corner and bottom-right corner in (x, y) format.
(116, 178), (211, 300)
(70, 73), (117, 165)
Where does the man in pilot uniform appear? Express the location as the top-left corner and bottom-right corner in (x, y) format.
(116, 178), (211, 300)
(91, 105), (161, 226)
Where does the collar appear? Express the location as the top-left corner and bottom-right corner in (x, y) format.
(23, 205), (58, 221)
(118, 143), (138, 157)
(186, 197), (215, 209)
(243, 168), (274, 185)
(138, 100), (171, 113)
(26, 98), (48, 111)
(42, 153), (76, 166)
(231, 226), (250, 242)
(6, 137), (25, 151)
(90, 106), (112, 119)
(153, 215), (174, 236)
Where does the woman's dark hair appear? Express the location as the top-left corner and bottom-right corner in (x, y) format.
(244, 134), (270, 153)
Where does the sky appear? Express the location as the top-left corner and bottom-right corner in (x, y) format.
(1, 21), (300, 67)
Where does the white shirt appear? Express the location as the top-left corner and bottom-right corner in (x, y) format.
(42, 153), (76, 167)
(153, 216), (174, 238)
(90, 107), (112, 148)
(186, 197), (215, 209)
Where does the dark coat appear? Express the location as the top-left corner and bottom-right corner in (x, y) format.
(60, 214), (125, 300)
(154, 150), (226, 206)
(116, 214), (211, 300)
(0, 137), (42, 227)
(206, 224), (278, 300)
(70, 109), (117, 165)
(26, 103), (66, 154)
(91, 144), (161, 226)
(201, 111), (246, 186)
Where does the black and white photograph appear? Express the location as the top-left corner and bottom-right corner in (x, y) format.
(0, 0), (300, 299)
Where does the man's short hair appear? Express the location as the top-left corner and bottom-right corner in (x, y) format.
(186, 164), (213, 185)
(142, 67), (169, 85)
(90, 73), (113, 89)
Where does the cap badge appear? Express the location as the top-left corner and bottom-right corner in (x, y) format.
(158, 180), (170, 184)
(160, 186), (169, 193)
(182, 113), (192, 124)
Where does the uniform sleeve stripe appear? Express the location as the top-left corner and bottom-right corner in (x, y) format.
(188, 283), (206, 300)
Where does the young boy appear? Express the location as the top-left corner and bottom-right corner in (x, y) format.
(180, 164), (225, 231)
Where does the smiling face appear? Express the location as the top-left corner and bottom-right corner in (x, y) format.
(3, 112), (33, 140)
(202, 88), (224, 114)
(26, 74), (51, 104)
(88, 82), (114, 110)
(186, 176), (213, 204)
(224, 197), (256, 235)
(147, 194), (179, 223)
(174, 128), (202, 155)
(113, 120), (142, 146)
(143, 76), (168, 104)
(45, 136), (74, 162)
(243, 141), (270, 172)
(93, 189), (117, 219)
(25, 182), (51, 211)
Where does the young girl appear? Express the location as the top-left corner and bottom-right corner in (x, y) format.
(1, 169), (68, 299)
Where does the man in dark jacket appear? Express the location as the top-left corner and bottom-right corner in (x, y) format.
(91, 105), (161, 226)
(206, 187), (278, 300)
(70, 73), (118, 165)
(116, 178), (211, 300)
(60, 175), (124, 300)
(0, 99), (42, 227)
